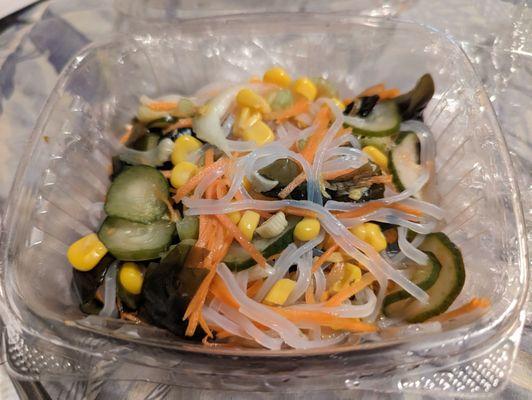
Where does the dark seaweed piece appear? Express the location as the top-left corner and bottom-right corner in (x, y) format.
(262, 182), (307, 201)
(110, 156), (130, 180)
(72, 254), (115, 314)
(117, 283), (141, 310)
(394, 74), (435, 121)
(344, 101), (355, 116)
(259, 158), (301, 186)
(140, 242), (208, 339)
(129, 133), (160, 151)
(357, 95), (380, 117)
(125, 119), (150, 148)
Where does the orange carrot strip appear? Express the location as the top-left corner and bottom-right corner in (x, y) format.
(322, 168), (355, 180)
(271, 308), (377, 333)
(282, 206), (317, 219)
(378, 88), (400, 100)
(334, 202), (423, 219)
(246, 279), (263, 298)
(312, 244), (339, 273)
(173, 158), (229, 202)
(325, 273), (376, 307)
(278, 172), (306, 199)
(428, 298), (490, 323)
(162, 118), (193, 134)
(265, 98), (309, 122)
(211, 275), (239, 308)
(204, 148), (214, 167)
(119, 125), (133, 144)
(215, 214), (267, 267)
(198, 313), (213, 338)
(305, 284), (316, 304)
(358, 83), (385, 97)
(299, 107), (330, 163)
(147, 101), (178, 111)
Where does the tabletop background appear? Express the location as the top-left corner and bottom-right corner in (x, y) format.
(0, 0), (530, 399)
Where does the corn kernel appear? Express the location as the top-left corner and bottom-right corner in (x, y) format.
(238, 210), (260, 241)
(294, 218), (321, 241)
(119, 262), (144, 295)
(241, 120), (275, 146)
(331, 262), (362, 293)
(228, 211), (242, 224)
(263, 278), (296, 305)
(67, 233), (108, 271)
(170, 161), (198, 188)
(236, 88), (271, 114)
(362, 145), (389, 172)
(331, 97), (346, 111)
(350, 222), (387, 252)
(263, 67), (292, 88)
(171, 134), (202, 165)
(293, 77), (317, 101)
(236, 107), (262, 132)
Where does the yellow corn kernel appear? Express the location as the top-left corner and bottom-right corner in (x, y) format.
(263, 278), (296, 306)
(242, 176), (252, 192)
(228, 211), (242, 224)
(236, 107), (262, 132)
(331, 97), (346, 111)
(293, 77), (317, 101)
(365, 222), (387, 252)
(119, 262), (144, 295)
(294, 218), (321, 241)
(236, 88), (271, 114)
(350, 222), (387, 252)
(263, 67), (292, 87)
(241, 120), (275, 146)
(171, 134), (202, 165)
(362, 145), (389, 172)
(67, 233), (108, 271)
(238, 210), (260, 241)
(331, 262), (362, 293)
(170, 161), (198, 188)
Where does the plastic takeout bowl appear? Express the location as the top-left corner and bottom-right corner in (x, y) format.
(0, 13), (527, 396)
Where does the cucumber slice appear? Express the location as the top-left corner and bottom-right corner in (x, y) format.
(223, 217), (299, 271)
(98, 217), (174, 261)
(383, 252), (441, 317)
(176, 216), (199, 240)
(384, 232), (465, 323)
(344, 101), (400, 137)
(389, 131), (422, 194)
(104, 165), (169, 224)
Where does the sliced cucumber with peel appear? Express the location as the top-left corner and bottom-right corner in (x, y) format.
(383, 232), (465, 323)
(98, 217), (174, 261)
(104, 165), (169, 224)
(344, 101), (400, 137)
(389, 131), (422, 194)
(223, 217), (299, 271)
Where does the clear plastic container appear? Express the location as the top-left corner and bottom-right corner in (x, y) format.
(0, 13), (527, 397)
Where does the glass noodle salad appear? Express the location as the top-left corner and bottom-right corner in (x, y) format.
(67, 68), (490, 349)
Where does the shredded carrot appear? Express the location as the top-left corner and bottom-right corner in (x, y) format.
(334, 202), (423, 219)
(204, 148), (214, 166)
(162, 117), (193, 133)
(325, 273), (376, 307)
(119, 125), (133, 144)
(271, 308), (377, 333)
(147, 101), (178, 111)
(246, 279), (263, 298)
(299, 107), (331, 163)
(198, 313), (213, 338)
(278, 172), (306, 199)
(383, 228), (398, 244)
(173, 158), (229, 202)
(322, 168), (356, 180)
(312, 244), (339, 273)
(305, 284), (316, 304)
(358, 175), (393, 185)
(282, 206), (317, 219)
(358, 83), (385, 97)
(210, 275), (239, 308)
(215, 214), (267, 267)
(266, 98), (309, 122)
(214, 330), (233, 340)
(429, 298), (490, 323)
(378, 88), (400, 100)
(320, 291), (329, 302)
